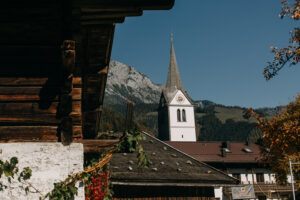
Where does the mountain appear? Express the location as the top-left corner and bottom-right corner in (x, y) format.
(104, 60), (163, 104)
(102, 60), (280, 142)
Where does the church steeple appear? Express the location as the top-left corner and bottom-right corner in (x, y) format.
(158, 33), (196, 142)
(166, 33), (184, 92)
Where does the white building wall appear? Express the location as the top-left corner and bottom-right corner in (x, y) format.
(169, 106), (196, 141)
(169, 127), (196, 141)
(227, 168), (287, 200)
(286, 175), (292, 183)
(214, 187), (223, 200)
(0, 143), (84, 200)
(228, 168), (277, 184)
(169, 106), (195, 127)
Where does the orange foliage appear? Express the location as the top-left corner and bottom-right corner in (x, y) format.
(247, 95), (300, 187)
(264, 0), (300, 80)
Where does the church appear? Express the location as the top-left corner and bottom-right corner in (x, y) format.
(158, 34), (197, 142)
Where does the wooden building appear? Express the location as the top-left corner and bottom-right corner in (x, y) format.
(110, 132), (239, 200)
(0, 0), (174, 143)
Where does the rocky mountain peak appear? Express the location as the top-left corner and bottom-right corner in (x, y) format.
(104, 60), (163, 104)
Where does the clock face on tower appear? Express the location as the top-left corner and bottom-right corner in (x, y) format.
(176, 94), (184, 103)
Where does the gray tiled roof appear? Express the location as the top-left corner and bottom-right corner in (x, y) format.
(110, 132), (239, 186)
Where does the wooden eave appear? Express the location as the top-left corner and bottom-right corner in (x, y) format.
(72, 0), (175, 10)
(0, 0), (175, 144)
(112, 181), (239, 187)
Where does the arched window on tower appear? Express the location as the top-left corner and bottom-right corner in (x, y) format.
(182, 109), (186, 122)
(177, 109), (181, 122)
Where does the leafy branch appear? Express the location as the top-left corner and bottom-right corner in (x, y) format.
(0, 157), (33, 194)
(264, 0), (299, 80)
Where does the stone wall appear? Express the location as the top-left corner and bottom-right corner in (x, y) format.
(0, 143), (84, 200)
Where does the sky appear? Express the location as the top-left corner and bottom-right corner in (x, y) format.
(111, 0), (300, 108)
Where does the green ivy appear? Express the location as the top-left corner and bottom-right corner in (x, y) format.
(0, 157), (32, 193)
(0, 130), (149, 199)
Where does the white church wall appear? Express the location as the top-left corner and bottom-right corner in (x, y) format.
(0, 143), (84, 200)
(168, 103), (196, 141)
(170, 127), (196, 141)
(169, 106), (195, 127)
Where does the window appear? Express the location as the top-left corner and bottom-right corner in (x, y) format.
(177, 109), (181, 122)
(232, 173), (241, 181)
(182, 109), (186, 122)
(256, 173), (264, 183)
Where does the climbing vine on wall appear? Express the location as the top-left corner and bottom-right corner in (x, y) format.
(0, 129), (149, 200)
(0, 157), (32, 194)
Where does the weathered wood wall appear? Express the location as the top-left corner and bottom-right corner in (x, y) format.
(112, 185), (215, 200)
(0, 78), (82, 142)
(113, 198), (215, 200)
(0, 0), (174, 142)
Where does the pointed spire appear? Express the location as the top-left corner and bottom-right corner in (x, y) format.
(166, 33), (184, 92)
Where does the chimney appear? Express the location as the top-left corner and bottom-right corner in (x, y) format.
(125, 101), (134, 130)
(221, 148), (226, 157)
(245, 139), (249, 146)
(222, 141), (231, 150)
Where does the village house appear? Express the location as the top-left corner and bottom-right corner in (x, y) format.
(167, 141), (293, 200)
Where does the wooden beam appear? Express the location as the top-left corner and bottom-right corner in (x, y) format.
(73, 0), (174, 10)
(0, 77), (82, 87)
(0, 101), (81, 115)
(0, 87), (81, 101)
(74, 139), (119, 153)
(0, 113), (81, 126)
(81, 24), (114, 139)
(0, 126), (82, 142)
(81, 10), (143, 19)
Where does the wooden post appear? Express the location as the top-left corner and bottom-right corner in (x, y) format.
(81, 25), (115, 139)
(125, 101), (134, 130)
(59, 40), (75, 145)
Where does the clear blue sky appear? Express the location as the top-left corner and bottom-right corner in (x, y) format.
(111, 0), (300, 108)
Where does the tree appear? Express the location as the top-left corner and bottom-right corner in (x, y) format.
(264, 0), (300, 80)
(246, 95), (300, 187)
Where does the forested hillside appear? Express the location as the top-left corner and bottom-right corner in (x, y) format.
(101, 102), (278, 142)
(101, 60), (279, 142)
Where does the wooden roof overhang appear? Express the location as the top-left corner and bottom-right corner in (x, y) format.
(0, 0), (174, 148)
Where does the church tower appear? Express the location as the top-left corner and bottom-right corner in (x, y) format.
(158, 34), (196, 141)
